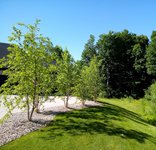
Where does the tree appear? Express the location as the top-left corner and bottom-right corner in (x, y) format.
(132, 35), (151, 97)
(51, 45), (63, 61)
(146, 31), (156, 76)
(56, 49), (75, 107)
(97, 30), (150, 98)
(74, 65), (90, 105)
(74, 56), (101, 104)
(81, 34), (97, 66)
(0, 20), (55, 121)
(132, 35), (148, 72)
(87, 56), (101, 101)
(144, 82), (156, 118)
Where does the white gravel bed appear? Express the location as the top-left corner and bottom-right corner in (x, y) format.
(0, 99), (101, 147)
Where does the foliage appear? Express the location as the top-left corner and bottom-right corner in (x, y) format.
(56, 49), (75, 107)
(74, 56), (101, 103)
(146, 31), (156, 76)
(144, 82), (156, 121)
(74, 65), (91, 104)
(97, 30), (150, 98)
(0, 20), (56, 121)
(51, 45), (63, 61)
(81, 34), (97, 66)
(132, 35), (148, 71)
(145, 82), (156, 101)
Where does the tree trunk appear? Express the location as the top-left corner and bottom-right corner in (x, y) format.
(29, 106), (35, 121)
(33, 58), (38, 115)
(82, 100), (85, 105)
(26, 95), (30, 121)
(28, 87), (36, 121)
(29, 82), (37, 121)
(65, 95), (69, 108)
(65, 90), (70, 108)
(28, 59), (37, 121)
(35, 95), (39, 113)
(106, 65), (110, 97)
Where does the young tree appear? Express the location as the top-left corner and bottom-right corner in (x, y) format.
(56, 49), (75, 107)
(0, 20), (55, 121)
(87, 56), (101, 101)
(74, 65), (90, 105)
(74, 56), (101, 104)
(144, 82), (156, 117)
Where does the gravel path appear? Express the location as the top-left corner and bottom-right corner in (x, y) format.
(0, 98), (101, 146)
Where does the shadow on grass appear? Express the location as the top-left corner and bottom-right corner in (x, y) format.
(148, 119), (156, 126)
(40, 102), (156, 144)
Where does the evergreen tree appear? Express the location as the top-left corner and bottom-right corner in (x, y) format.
(81, 34), (97, 65)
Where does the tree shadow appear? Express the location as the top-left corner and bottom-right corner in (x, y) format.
(39, 102), (156, 144)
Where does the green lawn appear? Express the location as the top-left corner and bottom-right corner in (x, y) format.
(1, 98), (156, 150)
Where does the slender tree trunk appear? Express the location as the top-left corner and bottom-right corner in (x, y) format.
(30, 81), (37, 121)
(29, 86), (36, 121)
(106, 65), (110, 97)
(29, 59), (37, 121)
(35, 95), (39, 113)
(26, 95), (30, 121)
(106, 66), (109, 87)
(65, 95), (69, 108)
(34, 58), (39, 113)
(82, 100), (85, 105)
(65, 90), (70, 108)
(29, 106), (35, 121)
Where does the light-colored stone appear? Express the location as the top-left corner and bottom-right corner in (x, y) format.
(0, 96), (102, 146)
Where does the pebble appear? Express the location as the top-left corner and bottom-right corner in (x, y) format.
(0, 101), (101, 146)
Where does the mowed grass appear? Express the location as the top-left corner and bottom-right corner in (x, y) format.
(1, 98), (156, 150)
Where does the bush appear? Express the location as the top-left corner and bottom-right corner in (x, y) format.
(145, 82), (156, 100)
(144, 82), (156, 123)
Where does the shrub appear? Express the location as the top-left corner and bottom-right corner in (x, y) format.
(144, 82), (156, 123)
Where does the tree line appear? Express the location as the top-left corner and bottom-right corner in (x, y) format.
(82, 30), (156, 98)
(0, 20), (156, 121)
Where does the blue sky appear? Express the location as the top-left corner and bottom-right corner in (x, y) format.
(0, 0), (156, 60)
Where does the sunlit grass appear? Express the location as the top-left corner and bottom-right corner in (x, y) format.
(1, 98), (156, 150)
(98, 98), (156, 125)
